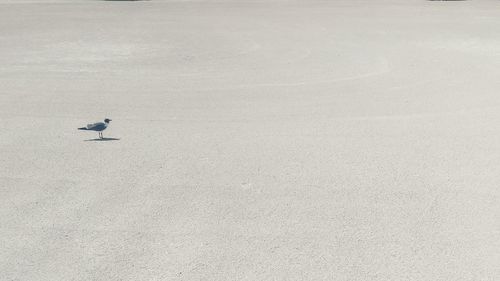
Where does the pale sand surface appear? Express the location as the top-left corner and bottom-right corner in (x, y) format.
(1, 1), (500, 280)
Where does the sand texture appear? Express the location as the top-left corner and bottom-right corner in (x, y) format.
(1, 0), (499, 280)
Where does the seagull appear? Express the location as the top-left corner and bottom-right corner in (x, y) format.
(78, 118), (112, 139)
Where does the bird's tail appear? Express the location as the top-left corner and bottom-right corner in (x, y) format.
(78, 127), (88, 130)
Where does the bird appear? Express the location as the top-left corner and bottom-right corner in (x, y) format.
(78, 118), (112, 139)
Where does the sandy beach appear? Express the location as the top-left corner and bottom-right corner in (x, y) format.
(1, 0), (499, 280)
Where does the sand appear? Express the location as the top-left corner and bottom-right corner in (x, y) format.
(1, 0), (499, 280)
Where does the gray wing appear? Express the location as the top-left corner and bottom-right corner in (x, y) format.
(86, 122), (106, 131)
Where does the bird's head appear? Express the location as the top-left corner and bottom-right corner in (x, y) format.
(104, 118), (112, 123)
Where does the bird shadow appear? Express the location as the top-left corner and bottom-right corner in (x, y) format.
(84, 137), (120, 142)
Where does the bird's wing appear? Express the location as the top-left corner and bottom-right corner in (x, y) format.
(86, 122), (104, 130)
